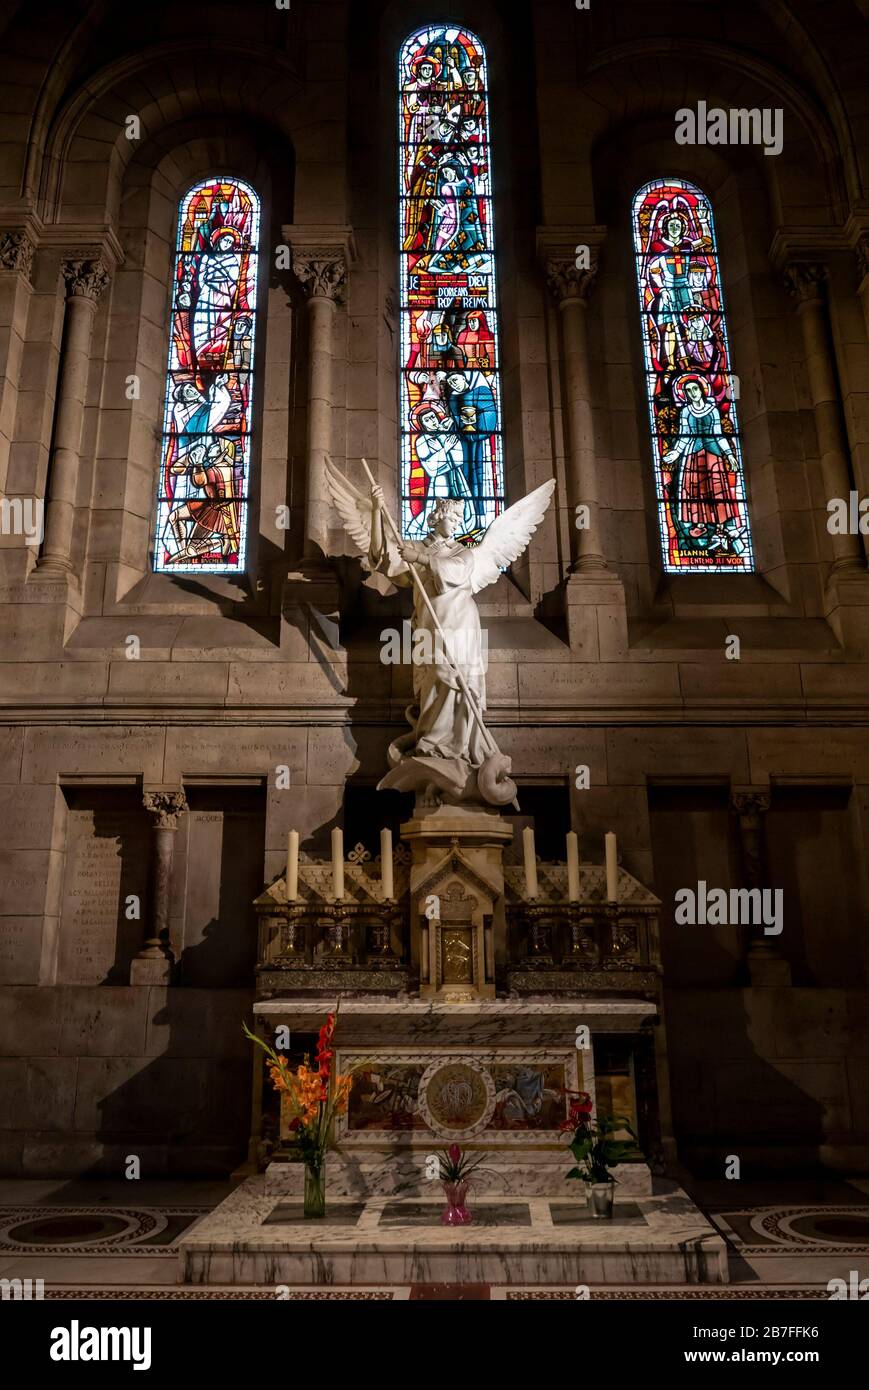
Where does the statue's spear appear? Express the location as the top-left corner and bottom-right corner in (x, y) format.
(358, 456), (519, 812)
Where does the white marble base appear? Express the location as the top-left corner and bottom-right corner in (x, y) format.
(177, 1178), (727, 1286)
(264, 1157), (652, 1199)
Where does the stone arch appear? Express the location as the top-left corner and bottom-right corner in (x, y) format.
(31, 38), (340, 229)
(543, 38), (849, 227)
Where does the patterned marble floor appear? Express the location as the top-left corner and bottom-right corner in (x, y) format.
(0, 1176), (866, 1299)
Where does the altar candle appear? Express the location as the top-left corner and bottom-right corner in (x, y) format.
(331, 826), (345, 901)
(605, 831), (618, 902)
(286, 829), (299, 901)
(380, 827), (394, 900)
(566, 831), (580, 902)
(523, 825), (539, 899)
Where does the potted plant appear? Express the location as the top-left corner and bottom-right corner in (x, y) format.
(562, 1092), (640, 1219)
(243, 1014), (355, 1219)
(436, 1144), (488, 1226)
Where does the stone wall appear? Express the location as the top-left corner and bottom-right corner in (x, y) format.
(667, 987), (869, 1172)
(0, 0), (867, 1175)
(0, 985), (252, 1176)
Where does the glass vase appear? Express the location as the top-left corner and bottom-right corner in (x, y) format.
(440, 1180), (472, 1226)
(303, 1160), (326, 1219)
(585, 1180), (615, 1219)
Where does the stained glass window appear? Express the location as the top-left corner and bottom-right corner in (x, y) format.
(632, 178), (754, 572)
(398, 25), (503, 542)
(153, 176), (260, 573)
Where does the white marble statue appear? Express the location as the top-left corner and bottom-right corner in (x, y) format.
(325, 460), (555, 806)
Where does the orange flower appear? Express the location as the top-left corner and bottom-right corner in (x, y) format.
(333, 1072), (354, 1115)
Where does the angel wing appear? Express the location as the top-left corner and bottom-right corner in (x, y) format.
(469, 479), (556, 594)
(324, 457), (373, 556)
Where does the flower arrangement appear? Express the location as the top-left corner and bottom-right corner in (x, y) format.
(562, 1091), (640, 1187)
(243, 1014), (355, 1217)
(436, 1143), (487, 1185)
(436, 1144), (485, 1226)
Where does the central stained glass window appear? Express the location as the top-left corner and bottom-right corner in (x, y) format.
(398, 25), (504, 542)
(153, 176), (260, 573)
(632, 177), (754, 572)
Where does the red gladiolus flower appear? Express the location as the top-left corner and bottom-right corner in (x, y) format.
(448, 1144), (461, 1165)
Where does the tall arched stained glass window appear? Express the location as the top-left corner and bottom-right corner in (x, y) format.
(153, 177), (260, 573)
(398, 25), (503, 541)
(632, 178), (754, 572)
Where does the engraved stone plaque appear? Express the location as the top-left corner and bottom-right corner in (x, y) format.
(57, 793), (150, 984)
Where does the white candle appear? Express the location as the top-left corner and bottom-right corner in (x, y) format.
(523, 825), (539, 899)
(380, 827), (394, 900)
(566, 831), (580, 902)
(331, 826), (344, 901)
(605, 831), (618, 902)
(286, 829), (299, 901)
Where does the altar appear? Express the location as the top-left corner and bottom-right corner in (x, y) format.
(177, 467), (726, 1287)
(178, 800), (727, 1285)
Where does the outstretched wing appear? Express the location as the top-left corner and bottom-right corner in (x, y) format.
(469, 479), (556, 593)
(324, 457), (373, 556)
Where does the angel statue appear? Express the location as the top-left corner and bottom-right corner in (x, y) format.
(325, 458), (555, 808)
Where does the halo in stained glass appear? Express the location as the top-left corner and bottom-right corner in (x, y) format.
(152, 176), (260, 574)
(398, 25), (504, 543)
(631, 177), (754, 573)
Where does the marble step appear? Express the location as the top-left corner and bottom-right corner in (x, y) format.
(178, 1178), (728, 1286)
(265, 1156), (652, 1199)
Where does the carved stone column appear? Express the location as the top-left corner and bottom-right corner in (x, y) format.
(35, 253), (111, 578)
(0, 231), (36, 482)
(130, 788), (188, 985)
(730, 788), (789, 986)
(783, 262), (863, 573)
(855, 235), (869, 345)
(286, 231), (353, 569)
(546, 253), (606, 573)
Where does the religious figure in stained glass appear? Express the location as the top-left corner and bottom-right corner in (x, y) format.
(398, 25), (504, 542)
(632, 178), (754, 572)
(153, 177), (260, 573)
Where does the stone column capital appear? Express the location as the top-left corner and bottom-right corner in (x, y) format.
(61, 253), (111, 303)
(730, 789), (771, 820)
(143, 788), (189, 830)
(0, 229), (35, 281)
(546, 254), (599, 307)
(782, 261), (827, 306)
(293, 247), (348, 304)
